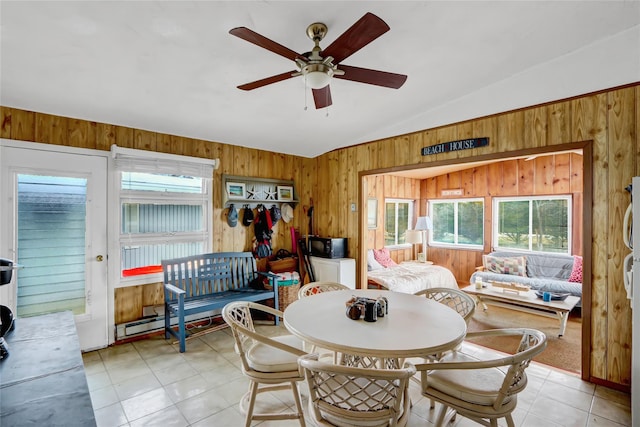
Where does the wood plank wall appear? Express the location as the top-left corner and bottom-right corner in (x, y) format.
(313, 85), (639, 389)
(364, 154), (583, 284)
(0, 107), (315, 324)
(365, 174), (421, 262)
(424, 153), (583, 284)
(1, 83), (637, 388)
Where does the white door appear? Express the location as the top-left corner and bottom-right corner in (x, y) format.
(0, 142), (108, 350)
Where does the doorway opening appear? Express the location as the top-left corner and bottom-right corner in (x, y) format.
(360, 141), (592, 380)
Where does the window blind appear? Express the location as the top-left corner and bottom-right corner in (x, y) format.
(110, 144), (219, 177)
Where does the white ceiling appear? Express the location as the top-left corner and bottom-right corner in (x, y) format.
(1, 1), (638, 158)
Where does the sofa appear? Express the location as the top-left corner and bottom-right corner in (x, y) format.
(469, 251), (583, 303)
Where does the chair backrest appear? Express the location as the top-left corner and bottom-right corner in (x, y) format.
(299, 353), (416, 427)
(298, 281), (349, 299)
(222, 301), (306, 373)
(222, 301), (256, 372)
(414, 287), (476, 322)
(495, 328), (547, 407)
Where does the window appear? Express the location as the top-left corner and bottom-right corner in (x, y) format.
(112, 146), (217, 285)
(430, 199), (484, 248)
(16, 174), (88, 317)
(493, 196), (571, 254)
(384, 199), (414, 246)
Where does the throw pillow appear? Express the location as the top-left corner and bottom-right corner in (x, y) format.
(568, 255), (583, 283)
(373, 248), (398, 268)
(367, 249), (385, 271)
(483, 255), (527, 277)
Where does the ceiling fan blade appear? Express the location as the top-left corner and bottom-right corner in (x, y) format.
(321, 12), (390, 64)
(230, 27), (302, 61)
(238, 71), (297, 91)
(312, 86), (333, 109)
(335, 65), (407, 89)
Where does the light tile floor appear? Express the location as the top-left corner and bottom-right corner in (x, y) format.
(83, 324), (632, 427)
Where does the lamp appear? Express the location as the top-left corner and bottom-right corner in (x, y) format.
(405, 230), (423, 261)
(414, 216), (433, 263)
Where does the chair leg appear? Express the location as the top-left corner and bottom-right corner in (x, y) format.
(290, 381), (306, 427)
(435, 404), (448, 426)
(242, 381), (259, 427)
(505, 414), (516, 427)
(434, 404), (458, 427)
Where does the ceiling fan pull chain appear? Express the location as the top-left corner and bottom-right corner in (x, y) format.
(325, 90), (329, 117)
(304, 75), (308, 111)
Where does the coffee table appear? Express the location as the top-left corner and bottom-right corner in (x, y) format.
(462, 284), (580, 336)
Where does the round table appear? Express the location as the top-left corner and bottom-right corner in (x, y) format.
(283, 289), (467, 359)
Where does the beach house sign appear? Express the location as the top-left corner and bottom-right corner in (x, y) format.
(421, 137), (489, 156)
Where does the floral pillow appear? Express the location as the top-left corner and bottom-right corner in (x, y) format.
(483, 255), (527, 277)
(568, 255), (583, 283)
(373, 248), (398, 268)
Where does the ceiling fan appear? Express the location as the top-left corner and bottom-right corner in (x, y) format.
(229, 12), (407, 109)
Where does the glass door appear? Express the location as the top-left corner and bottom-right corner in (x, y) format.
(0, 143), (108, 350)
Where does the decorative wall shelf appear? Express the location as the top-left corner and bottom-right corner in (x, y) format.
(222, 174), (298, 208)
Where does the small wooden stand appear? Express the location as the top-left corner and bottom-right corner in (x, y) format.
(488, 281), (531, 294)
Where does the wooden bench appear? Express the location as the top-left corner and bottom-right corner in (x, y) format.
(163, 251), (278, 352)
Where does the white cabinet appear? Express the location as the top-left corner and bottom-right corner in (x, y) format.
(309, 257), (356, 289)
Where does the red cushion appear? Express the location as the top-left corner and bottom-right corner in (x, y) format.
(568, 255), (583, 283)
(373, 248), (398, 268)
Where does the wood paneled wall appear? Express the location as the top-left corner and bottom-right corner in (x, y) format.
(0, 107), (315, 324)
(1, 83), (637, 389)
(365, 174), (420, 262)
(313, 85), (639, 389)
(422, 153), (584, 284)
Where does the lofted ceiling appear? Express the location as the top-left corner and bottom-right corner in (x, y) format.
(1, 1), (638, 158)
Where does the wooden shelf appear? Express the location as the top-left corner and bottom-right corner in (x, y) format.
(222, 174), (298, 208)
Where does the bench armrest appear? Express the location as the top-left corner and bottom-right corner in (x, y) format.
(164, 283), (185, 296)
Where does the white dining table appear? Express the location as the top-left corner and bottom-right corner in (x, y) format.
(283, 289), (467, 360)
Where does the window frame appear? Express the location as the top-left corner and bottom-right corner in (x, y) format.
(492, 195), (572, 255)
(110, 147), (215, 287)
(383, 198), (415, 248)
(428, 198), (484, 250)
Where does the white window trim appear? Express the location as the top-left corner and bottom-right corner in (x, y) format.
(384, 198), (415, 248)
(428, 198), (484, 250)
(109, 145), (218, 288)
(492, 195), (572, 255)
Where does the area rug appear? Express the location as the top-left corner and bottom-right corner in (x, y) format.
(466, 304), (582, 374)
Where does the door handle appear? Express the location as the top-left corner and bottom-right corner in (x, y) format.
(96, 255), (104, 262)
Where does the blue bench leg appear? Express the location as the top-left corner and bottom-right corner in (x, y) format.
(164, 304), (171, 340)
(178, 311), (186, 353)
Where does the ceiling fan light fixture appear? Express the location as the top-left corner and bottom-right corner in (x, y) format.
(303, 63), (332, 89)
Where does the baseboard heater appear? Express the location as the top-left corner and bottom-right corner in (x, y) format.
(116, 308), (223, 340)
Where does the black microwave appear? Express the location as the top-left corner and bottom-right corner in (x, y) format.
(308, 237), (348, 259)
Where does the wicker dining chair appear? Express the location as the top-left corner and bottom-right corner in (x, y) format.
(222, 301), (307, 427)
(299, 353), (416, 427)
(415, 328), (547, 427)
(414, 287), (476, 323)
(297, 281), (350, 299)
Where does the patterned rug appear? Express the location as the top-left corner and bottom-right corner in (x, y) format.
(466, 304), (582, 374)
